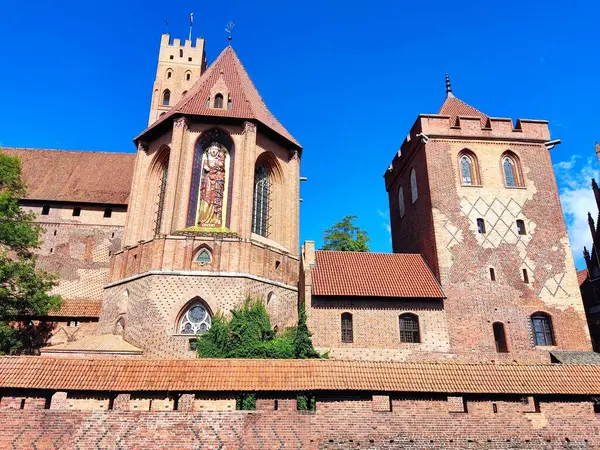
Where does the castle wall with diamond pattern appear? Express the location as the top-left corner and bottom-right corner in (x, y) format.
(388, 118), (591, 359)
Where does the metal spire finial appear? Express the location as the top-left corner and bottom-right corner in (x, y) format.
(445, 73), (455, 98)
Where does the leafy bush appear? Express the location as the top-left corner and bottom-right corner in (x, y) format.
(196, 297), (323, 359)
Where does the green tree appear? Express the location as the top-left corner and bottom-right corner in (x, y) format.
(0, 151), (61, 354)
(322, 215), (370, 252)
(196, 296), (323, 359)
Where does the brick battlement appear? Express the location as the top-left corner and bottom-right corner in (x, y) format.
(160, 33), (204, 49)
(385, 114), (551, 186)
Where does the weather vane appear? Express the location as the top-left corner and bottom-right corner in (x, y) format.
(225, 21), (235, 41)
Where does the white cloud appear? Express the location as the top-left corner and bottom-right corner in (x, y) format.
(376, 208), (392, 235)
(554, 156), (599, 266)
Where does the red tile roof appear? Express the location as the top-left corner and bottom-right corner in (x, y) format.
(138, 46), (300, 148)
(47, 299), (102, 318)
(1, 148), (136, 205)
(312, 251), (445, 298)
(2, 357), (600, 394)
(438, 95), (489, 127)
(578, 269), (589, 286)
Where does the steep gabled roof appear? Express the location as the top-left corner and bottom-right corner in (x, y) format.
(312, 251), (445, 298)
(1, 148), (135, 205)
(138, 46), (300, 148)
(438, 95), (489, 127)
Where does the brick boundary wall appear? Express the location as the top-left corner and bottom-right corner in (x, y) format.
(2, 394), (600, 448)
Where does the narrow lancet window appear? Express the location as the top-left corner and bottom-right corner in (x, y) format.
(252, 163), (270, 237)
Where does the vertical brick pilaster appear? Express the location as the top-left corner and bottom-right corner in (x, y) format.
(372, 395), (391, 412)
(50, 391), (68, 410)
(163, 117), (188, 234)
(178, 393), (195, 411)
(113, 393), (131, 410)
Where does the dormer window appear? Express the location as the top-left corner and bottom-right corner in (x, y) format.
(227, 97), (232, 110)
(214, 93), (224, 109)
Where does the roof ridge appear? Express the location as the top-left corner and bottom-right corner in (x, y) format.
(1, 147), (134, 156)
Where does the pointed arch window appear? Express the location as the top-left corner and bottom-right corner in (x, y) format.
(502, 152), (522, 188)
(410, 168), (418, 203)
(252, 163), (270, 237)
(179, 303), (212, 335)
(531, 313), (555, 346)
(194, 248), (212, 265)
(162, 89), (171, 106)
(214, 93), (224, 109)
(399, 313), (420, 343)
(341, 313), (353, 343)
(398, 186), (405, 218)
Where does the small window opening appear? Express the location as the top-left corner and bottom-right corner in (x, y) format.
(227, 97), (232, 110)
(205, 98), (210, 108)
(492, 403), (498, 413)
(188, 57), (192, 62)
(179, 49), (183, 58)
(522, 268), (529, 284)
(516, 219), (526, 235)
(169, 55), (174, 60)
(275, 260), (281, 269)
(67, 320), (80, 327)
(214, 93), (224, 109)
(167, 71), (172, 79)
(195, 249), (212, 265)
(341, 313), (353, 343)
(111, 232), (115, 238)
(162, 89), (171, 106)
(186, 72), (191, 81)
(274, 399), (279, 410)
(267, 292), (275, 304)
(41, 205), (50, 215)
(72, 207), (81, 217)
(104, 208), (113, 218)
(593, 399), (600, 414)
(19, 398), (26, 409)
(493, 322), (508, 353)
(182, 91), (188, 98)
(489, 268), (496, 281)
(53, 230), (57, 236)
(108, 251), (112, 256)
(188, 338), (197, 351)
(477, 218), (486, 234)
(49, 248), (53, 253)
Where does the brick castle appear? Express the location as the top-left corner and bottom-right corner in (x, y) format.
(2, 34), (600, 448)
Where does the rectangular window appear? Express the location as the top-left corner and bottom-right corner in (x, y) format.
(523, 269), (529, 284)
(516, 219), (526, 235)
(477, 218), (486, 234)
(341, 313), (353, 343)
(72, 207), (81, 217)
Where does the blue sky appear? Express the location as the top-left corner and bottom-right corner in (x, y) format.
(0, 0), (599, 269)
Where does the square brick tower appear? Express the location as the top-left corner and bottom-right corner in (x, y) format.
(384, 77), (591, 361)
(97, 39), (302, 357)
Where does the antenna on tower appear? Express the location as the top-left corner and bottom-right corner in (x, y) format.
(189, 13), (194, 41)
(225, 21), (235, 41)
(165, 19), (169, 34)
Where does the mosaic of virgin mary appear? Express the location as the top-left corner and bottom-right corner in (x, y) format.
(197, 142), (229, 227)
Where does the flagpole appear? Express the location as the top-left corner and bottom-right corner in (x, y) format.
(189, 13), (194, 41)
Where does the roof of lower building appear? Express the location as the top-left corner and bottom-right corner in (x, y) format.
(312, 251), (445, 298)
(550, 351), (600, 365)
(1, 148), (136, 205)
(41, 334), (142, 355)
(578, 269), (589, 286)
(47, 299), (102, 318)
(3, 357), (600, 394)
(137, 46), (300, 149)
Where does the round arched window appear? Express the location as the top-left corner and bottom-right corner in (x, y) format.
(179, 303), (212, 334)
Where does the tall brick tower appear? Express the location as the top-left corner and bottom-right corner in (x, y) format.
(148, 34), (207, 125)
(384, 77), (591, 360)
(97, 43), (302, 357)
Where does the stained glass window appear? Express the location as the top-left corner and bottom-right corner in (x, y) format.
(399, 314), (420, 343)
(195, 249), (211, 265)
(531, 314), (554, 346)
(252, 163), (270, 237)
(398, 186), (405, 218)
(179, 304), (212, 335)
(341, 313), (353, 343)
(503, 157), (517, 187)
(410, 169), (418, 203)
(460, 155), (473, 185)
